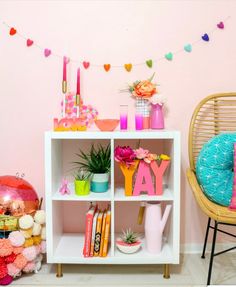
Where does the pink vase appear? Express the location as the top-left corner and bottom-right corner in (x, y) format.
(150, 103), (164, 129)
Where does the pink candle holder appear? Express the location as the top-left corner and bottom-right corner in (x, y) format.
(135, 114), (143, 130)
(120, 105), (128, 130)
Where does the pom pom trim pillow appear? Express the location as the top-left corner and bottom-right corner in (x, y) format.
(196, 133), (236, 206)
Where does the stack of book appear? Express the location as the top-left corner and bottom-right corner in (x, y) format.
(83, 204), (111, 257)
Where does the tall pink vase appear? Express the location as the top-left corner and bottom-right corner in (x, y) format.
(150, 103), (164, 129)
(144, 202), (171, 254)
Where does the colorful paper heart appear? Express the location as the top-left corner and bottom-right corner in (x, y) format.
(165, 52), (173, 61)
(9, 27), (17, 36)
(217, 21), (224, 29)
(146, 59), (153, 68)
(44, 49), (51, 57)
(124, 63), (132, 72)
(184, 44), (192, 53)
(202, 33), (209, 42)
(26, 39), (34, 47)
(104, 64), (111, 72)
(83, 61), (90, 69)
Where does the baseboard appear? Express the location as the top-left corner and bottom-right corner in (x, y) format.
(181, 243), (236, 254)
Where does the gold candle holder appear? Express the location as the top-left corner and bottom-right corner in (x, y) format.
(76, 94), (80, 106)
(62, 81), (67, 94)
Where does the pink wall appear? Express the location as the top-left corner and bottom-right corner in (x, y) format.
(1, 0), (236, 244)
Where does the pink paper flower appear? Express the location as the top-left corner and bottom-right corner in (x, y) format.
(114, 146), (136, 167)
(134, 148), (149, 160)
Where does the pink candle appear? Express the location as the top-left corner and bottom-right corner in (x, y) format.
(76, 68), (80, 96)
(135, 114), (143, 130)
(63, 56), (67, 81)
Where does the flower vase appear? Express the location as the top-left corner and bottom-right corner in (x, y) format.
(135, 98), (150, 129)
(150, 103), (164, 129)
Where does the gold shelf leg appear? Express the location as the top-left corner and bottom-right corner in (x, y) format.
(163, 264), (170, 279)
(56, 263), (63, 277)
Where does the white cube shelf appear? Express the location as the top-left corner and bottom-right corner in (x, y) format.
(45, 130), (180, 266)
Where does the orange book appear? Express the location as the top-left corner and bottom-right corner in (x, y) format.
(99, 210), (107, 257)
(83, 205), (96, 257)
(102, 210), (111, 257)
(90, 210), (99, 257)
(93, 211), (103, 256)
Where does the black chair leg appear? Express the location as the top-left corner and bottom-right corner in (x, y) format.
(207, 220), (218, 286)
(201, 217), (211, 259)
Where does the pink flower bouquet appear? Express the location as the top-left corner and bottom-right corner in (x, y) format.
(114, 146), (136, 167)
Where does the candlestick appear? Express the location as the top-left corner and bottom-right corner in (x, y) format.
(62, 56), (68, 94)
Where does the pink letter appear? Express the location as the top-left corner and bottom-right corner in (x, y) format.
(133, 161), (155, 196)
(150, 160), (170, 195)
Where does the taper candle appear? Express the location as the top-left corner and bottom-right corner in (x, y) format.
(76, 68), (80, 96)
(62, 56), (67, 94)
(63, 56), (67, 81)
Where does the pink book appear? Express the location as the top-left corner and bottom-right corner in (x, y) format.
(83, 205), (96, 257)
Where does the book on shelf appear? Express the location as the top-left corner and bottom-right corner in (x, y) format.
(94, 211), (104, 256)
(99, 210), (107, 257)
(83, 204), (96, 257)
(90, 210), (99, 257)
(102, 209), (111, 257)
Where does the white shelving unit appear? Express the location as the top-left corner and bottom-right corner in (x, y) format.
(45, 130), (180, 275)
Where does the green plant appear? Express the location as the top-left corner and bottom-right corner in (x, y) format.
(121, 228), (139, 244)
(74, 168), (91, 181)
(74, 144), (111, 174)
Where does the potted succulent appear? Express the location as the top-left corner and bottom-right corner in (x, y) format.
(74, 169), (91, 196)
(116, 228), (142, 254)
(74, 144), (111, 193)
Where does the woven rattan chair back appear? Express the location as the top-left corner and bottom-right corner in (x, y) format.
(189, 92), (236, 171)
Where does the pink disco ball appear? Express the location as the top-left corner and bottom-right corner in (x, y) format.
(0, 175), (39, 217)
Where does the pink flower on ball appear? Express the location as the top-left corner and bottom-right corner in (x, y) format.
(4, 253), (17, 264)
(0, 239), (13, 257)
(40, 240), (46, 254)
(0, 274), (13, 285)
(8, 231), (25, 247)
(13, 246), (23, 255)
(7, 263), (21, 278)
(22, 246), (37, 261)
(23, 261), (35, 273)
(13, 254), (27, 270)
(0, 262), (7, 279)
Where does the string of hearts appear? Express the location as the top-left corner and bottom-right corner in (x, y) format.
(2, 17), (229, 72)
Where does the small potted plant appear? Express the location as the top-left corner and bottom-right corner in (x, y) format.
(74, 144), (111, 193)
(116, 228), (141, 254)
(74, 169), (91, 196)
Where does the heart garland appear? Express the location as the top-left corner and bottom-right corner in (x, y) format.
(6, 19), (226, 70)
(44, 49), (51, 57)
(9, 27), (16, 36)
(202, 33), (209, 42)
(104, 64), (111, 72)
(184, 44), (192, 53)
(26, 39), (34, 47)
(124, 63), (132, 72)
(83, 61), (90, 69)
(165, 52), (173, 61)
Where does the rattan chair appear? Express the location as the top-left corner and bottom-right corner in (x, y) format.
(186, 93), (236, 285)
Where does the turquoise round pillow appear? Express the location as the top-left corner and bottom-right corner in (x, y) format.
(196, 133), (236, 206)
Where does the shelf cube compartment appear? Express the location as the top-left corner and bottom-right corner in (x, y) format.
(114, 201), (178, 264)
(114, 139), (175, 200)
(46, 201), (112, 263)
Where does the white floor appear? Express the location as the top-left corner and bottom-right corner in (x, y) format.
(11, 253), (236, 287)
